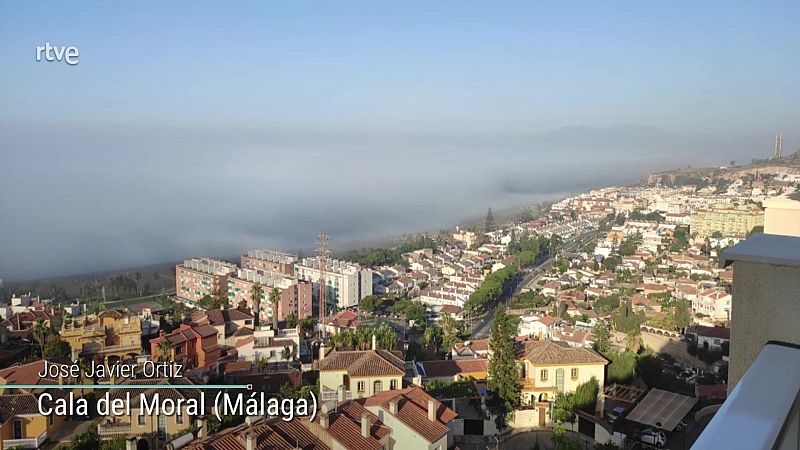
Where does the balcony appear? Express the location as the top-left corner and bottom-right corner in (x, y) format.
(98, 420), (132, 436)
(692, 343), (800, 449)
(2, 431), (47, 449)
(321, 388), (353, 402)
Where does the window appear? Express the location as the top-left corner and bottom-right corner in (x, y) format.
(177, 412), (184, 424)
(540, 369), (548, 381)
(390, 379), (398, 390)
(357, 381), (365, 392)
(374, 380), (382, 393)
(138, 415), (146, 426)
(571, 368), (578, 379)
(13, 420), (22, 439)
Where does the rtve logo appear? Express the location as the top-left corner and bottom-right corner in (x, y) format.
(36, 42), (79, 65)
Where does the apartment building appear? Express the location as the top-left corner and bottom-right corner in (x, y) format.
(690, 204), (764, 238)
(240, 249), (297, 276)
(60, 310), (142, 361)
(175, 258), (237, 305)
(518, 340), (608, 427)
(227, 268), (313, 322)
(295, 257), (373, 310)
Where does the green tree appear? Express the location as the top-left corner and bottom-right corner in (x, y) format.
(552, 392), (576, 423)
(359, 295), (381, 314)
(250, 283), (264, 326)
(485, 207), (497, 232)
(33, 318), (49, 356)
(43, 335), (71, 358)
(487, 305), (520, 428)
(573, 376), (599, 412)
(269, 287), (281, 330)
(157, 339), (172, 362)
(551, 424), (582, 450)
(592, 324), (611, 355)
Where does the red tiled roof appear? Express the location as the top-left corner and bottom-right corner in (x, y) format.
(419, 359), (488, 378)
(319, 350), (404, 377)
(363, 387), (457, 443)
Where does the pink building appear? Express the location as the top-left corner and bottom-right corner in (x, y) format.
(227, 269), (313, 322)
(176, 258), (238, 305)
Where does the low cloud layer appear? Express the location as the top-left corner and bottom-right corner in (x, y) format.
(0, 122), (766, 281)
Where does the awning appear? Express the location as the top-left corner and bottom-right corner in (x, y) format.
(625, 388), (697, 431)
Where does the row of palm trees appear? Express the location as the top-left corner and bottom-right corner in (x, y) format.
(249, 283), (282, 329)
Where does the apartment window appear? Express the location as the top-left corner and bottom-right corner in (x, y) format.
(176, 411), (184, 424)
(374, 380), (382, 393)
(357, 381), (365, 392)
(540, 369), (548, 381)
(571, 368), (578, 379)
(390, 379), (398, 390)
(138, 415), (145, 426)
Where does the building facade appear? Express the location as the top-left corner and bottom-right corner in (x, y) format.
(175, 258), (237, 305)
(690, 204), (764, 238)
(295, 257), (373, 310)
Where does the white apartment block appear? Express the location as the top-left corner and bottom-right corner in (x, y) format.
(295, 257), (372, 310)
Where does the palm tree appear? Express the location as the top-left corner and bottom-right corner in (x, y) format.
(157, 339), (173, 362)
(269, 288), (281, 330)
(250, 283), (264, 326)
(33, 318), (49, 356)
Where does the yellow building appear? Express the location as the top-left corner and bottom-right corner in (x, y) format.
(0, 361), (75, 449)
(517, 340), (608, 426)
(60, 310), (142, 362)
(690, 204), (764, 238)
(452, 229), (479, 249)
(318, 347), (405, 401)
(97, 379), (202, 447)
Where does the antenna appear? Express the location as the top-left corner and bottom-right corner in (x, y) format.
(316, 233), (331, 338)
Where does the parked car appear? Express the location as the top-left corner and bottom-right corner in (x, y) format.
(607, 406), (628, 424)
(640, 428), (667, 448)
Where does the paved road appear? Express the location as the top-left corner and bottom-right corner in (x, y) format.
(470, 229), (601, 339)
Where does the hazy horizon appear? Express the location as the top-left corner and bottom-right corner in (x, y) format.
(2, 1), (798, 281)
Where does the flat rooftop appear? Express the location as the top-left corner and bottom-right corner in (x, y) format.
(719, 233), (800, 268)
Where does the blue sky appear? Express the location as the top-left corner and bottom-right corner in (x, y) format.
(1, 1), (798, 134)
(1, 1), (799, 281)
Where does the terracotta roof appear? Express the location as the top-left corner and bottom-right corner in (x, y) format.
(319, 350), (405, 377)
(518, 340), (607, 366)
(185, 417), (330, 450)
(199, 308), (254, 326)
(452, 339), (490, 354)
(324, 310), (360, 329)
(0, 358), (71, 386)
(363, 387), (457, 443)
(418, 359), (488, 378)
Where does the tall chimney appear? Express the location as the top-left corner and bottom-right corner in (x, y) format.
(372, 334), (377, 350)
(388, 399), (398, 414)
(245, 432), (256, 450)
(427, 399), (436, 422)
(320, 412), (329, 429)
(361, 413), (369, 438)
(319, 342), (325, 361)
